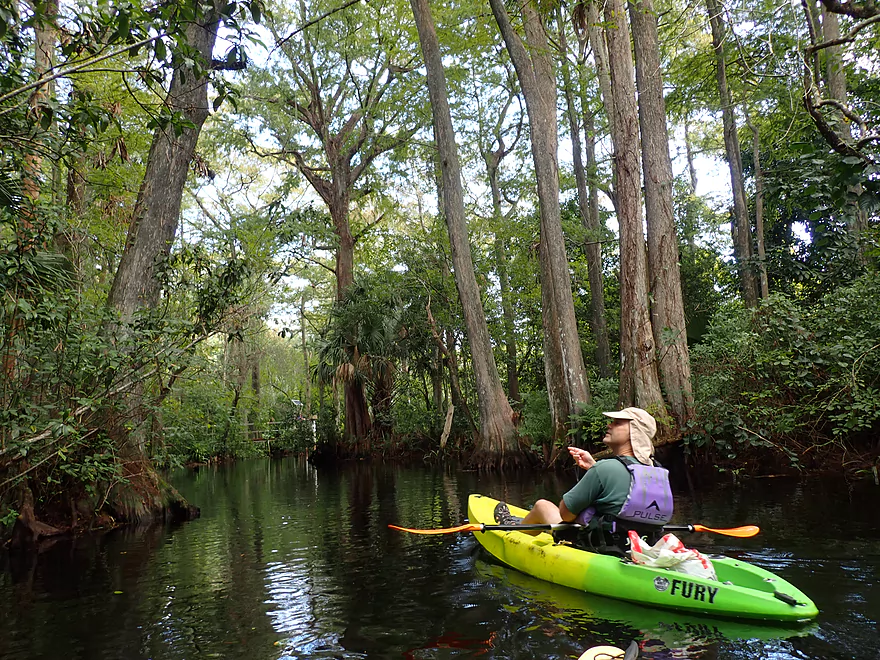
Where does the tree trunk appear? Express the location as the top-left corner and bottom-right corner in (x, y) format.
(327, 196), (368, 450)
(21, 0), (58, 211)
(745, 113), (770, 300)
(102, 3), (220, 523)
(683, 119), (698, 250)
(489, 0), (591, 449)
(583, 114), (613, 377)
(300, 291), (311, 415)
(629, 0), (693, 426)
(603, 0), (666, 414)
(558, 14), (612, 378)
(345, 378), (371, 454)
(821, 7), (846, 102)
(431, 345), (444, 412)
(706, 0), (757, 307)
(484, 118), (521, 403)
(108, 10), (219, 318)
(410, 0), (520, 466)
(494, 236), (520, 402)
(330, 195), (355, 300)
(820, 5), (868, 250)
(684, 121), (698, 194)
(427, 303), (478, 440)
(586, 1), (614, 129)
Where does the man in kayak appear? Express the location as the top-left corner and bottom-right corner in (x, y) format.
(495, 407), (673, 551)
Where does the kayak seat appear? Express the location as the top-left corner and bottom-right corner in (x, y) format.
(553, 515), (666, 558)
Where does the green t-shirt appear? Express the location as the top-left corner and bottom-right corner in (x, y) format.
(561, 457), (638, 520)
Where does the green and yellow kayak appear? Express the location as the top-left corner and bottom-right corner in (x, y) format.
(468, 494), (818, 623)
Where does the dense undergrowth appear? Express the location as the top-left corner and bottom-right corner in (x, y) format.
(685, 272), (880, 477)
(154, 274), (880, 477)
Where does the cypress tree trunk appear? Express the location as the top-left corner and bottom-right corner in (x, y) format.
(603, 0), (665, 414)
(746, 113), (770, 300)
(483, 101), (522, 403)
(300, 292), (312, 415)
(683, 119), (699, 250)
(489, 0), (591, 449)
(558, 15), (612, 378)
(410, 0), (520, 467)
(820, 5), (867, 254)
(629, 0), (693, 427)
(586, 1), (614, 130)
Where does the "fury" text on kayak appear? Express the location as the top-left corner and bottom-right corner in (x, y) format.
(670, 579), (719, 604)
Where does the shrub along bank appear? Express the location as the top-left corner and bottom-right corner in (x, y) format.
(685, 272), (880, 478)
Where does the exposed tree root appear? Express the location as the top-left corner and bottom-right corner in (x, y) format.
(5, 463), (199, 551)
(10, 486), (64, 547)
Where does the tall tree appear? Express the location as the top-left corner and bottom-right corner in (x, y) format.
(488, 0), (591, 448)
(409, 0), (520, 467)
(602, 0), (666, 414)
(261, 0), (419, 301)
(629, 0), (693, 424)
(557, 13), (612, 378)
(705, 0), (758, 307)
(745, 111), (770, 300)
(475, 67), (524, 402)
(250, 0), (423, 445)
(108, 8), (220, 319)
(106, 1), (223, 520)
(819, 3), (869, 250)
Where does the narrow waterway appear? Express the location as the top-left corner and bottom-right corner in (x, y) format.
(1, 459), (878, 659)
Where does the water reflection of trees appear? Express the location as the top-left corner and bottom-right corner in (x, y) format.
(3, 462), (879, 660)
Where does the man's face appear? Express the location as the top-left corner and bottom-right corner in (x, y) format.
(602, 418), (631, 449)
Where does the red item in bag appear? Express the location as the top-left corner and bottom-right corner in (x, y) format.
(628, 530), (718, 580)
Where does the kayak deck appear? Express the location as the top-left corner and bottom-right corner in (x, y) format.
(467, 494), (818, 622)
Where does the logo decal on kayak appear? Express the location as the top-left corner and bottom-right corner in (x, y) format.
(654, 577), (670, 592)
(668, 578), (719, 604)
(647, 500), (660, 511)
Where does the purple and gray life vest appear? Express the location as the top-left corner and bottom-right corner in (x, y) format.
(575, 458), (674, 527)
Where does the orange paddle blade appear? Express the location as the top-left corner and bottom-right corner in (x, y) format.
(388, 523), (483, 535)
(691, 524), (760, 538)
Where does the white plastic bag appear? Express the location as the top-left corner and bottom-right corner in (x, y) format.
(628, 531), (718, 580)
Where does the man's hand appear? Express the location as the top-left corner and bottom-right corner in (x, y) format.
(568, 446), (596, 471)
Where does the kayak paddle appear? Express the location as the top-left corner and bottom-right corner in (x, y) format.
(663, 523), (760, 538)
(388, 522), (578, 534)
(389, 522), (760, 538)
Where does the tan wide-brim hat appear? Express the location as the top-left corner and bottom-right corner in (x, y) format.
(603, 407), (657, 465)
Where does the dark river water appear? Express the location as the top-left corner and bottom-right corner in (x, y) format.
(1, 459), (878, 659)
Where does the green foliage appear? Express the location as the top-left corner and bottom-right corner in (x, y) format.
(391, 393), (444, 449)
(520, 378), (621, 452)
(567, 377), (621, 446)
(688, 273), (880, 469)
(160, 379), (235, 465)
(0, 219), (129, 507)
(314, 271), (438, 447)
(757, 141), (879, 301)
(269, 400), (318, 454)
(0, 209), (258, 523)
(519, 390), (552, 450)
(0, 507), (18, 528)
